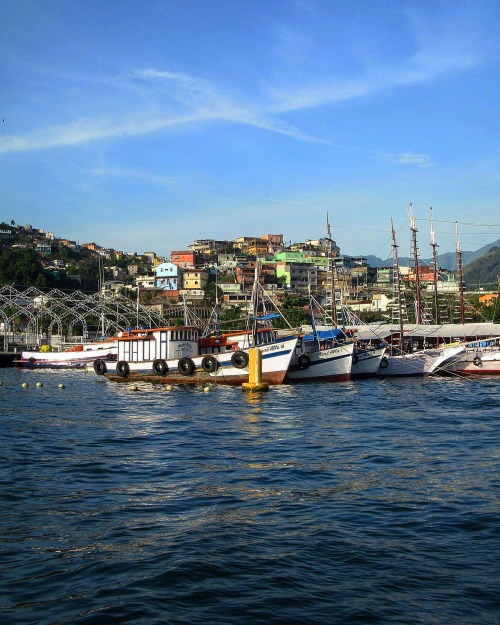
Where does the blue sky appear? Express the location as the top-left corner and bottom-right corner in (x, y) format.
(1, 0), (499, 262)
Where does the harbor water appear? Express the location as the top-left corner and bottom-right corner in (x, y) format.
(1, 368), (499, 624)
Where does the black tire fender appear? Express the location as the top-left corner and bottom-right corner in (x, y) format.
(473, 356), (483, 367)
(231, 350), (249, 369)
(116, 361), (130, 377)
(152, 359), (168, 375)
(178, 357), (195, 376)
(379, 357), (389, 369)
(202, 355), (219, 373)
(93, 359), (107, 375)
(298, 354), (311, 369)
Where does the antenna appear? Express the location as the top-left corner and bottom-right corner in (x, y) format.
(326, 211), (332, 240)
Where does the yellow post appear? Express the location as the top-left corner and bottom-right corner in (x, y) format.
(241, 347), (269, 392)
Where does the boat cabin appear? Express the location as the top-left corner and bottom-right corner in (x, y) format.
(116, 327), (200, 363)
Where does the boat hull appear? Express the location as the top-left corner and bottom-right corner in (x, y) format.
(286, 343), (353, 382)
(351, 345), (387, 378)
(441, 348), (500, 375)
(376, 345), (465, 377)
(100, 335), (298, 386)
(14, 343), (118, 369)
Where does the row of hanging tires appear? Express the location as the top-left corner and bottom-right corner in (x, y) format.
(93, 350), (250, 378)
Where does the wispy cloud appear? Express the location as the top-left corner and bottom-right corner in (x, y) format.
(267, 42), (480, 113)
(382, 152), (433, 168)
(0, 68), (325, 154)
(0, 7), (489, 156)
(91, 166), (182, 189)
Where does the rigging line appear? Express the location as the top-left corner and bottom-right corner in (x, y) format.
(416, 218), (500, 227)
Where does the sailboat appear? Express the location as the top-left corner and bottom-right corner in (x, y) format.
(376, 212), (464, 377)
(435, 223), (500, 375)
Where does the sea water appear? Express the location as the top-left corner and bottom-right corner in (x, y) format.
(0, 368), (499, 624)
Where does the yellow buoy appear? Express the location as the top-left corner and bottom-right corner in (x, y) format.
(166, 385), (174, 391)
(22, 382), (29, 388)
(242, 348), (269, 392)
(36, 382), (43, 387)
(130, 384), (138, 391)
(203, 386), (211, 393)
(58, 384), (65, 389)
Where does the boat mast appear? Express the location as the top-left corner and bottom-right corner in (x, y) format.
(308, 281), (320, 352)
(408, 203), (422, 324)
(99, 255), (106, 336)
(250, 259), (261, 346)
(136, 283), (140, 329)
(391, 219), (404, 347)
(429, 207), (440, 324)
(214, 265), (221, 336)
(326, 212), (338, 325)
(456, 222), (465, 324)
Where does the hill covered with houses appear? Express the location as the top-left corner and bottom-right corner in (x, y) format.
(1, 221), (498, 324)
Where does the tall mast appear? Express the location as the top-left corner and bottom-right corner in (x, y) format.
(98, 254), (106, 336)
(326, 211), (338, 325)
(429, 207), (440, 324)
(455, 222), (465, 324)
(391, 219), (404, 342)
(214, 265), (220, 336)
(408, 203), (422, 324)
(250, 259), (260, 346)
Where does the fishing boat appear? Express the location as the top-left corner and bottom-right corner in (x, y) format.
(15, 339), (118, 369)
(351, 343), (387, 377)
(95, 263), (298, 385)
(286, 328), (354, 382)
(284, 216), (354, 382)
(338, 305), (388, 377)
(93, 325), (298, 385)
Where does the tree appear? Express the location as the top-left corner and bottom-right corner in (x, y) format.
(203, 282), (224, 306)
(218, 305), (245, 331)
(0, 248), (46, 286)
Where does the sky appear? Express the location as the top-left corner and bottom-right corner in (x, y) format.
(1, 0), (500, 263)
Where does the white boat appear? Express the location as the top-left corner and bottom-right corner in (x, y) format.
(15, 340), (118, 369)
(351, 343), (387, 377)
(286, 328), (354, 382)
(439, 338), (500, 375)
(371, 218), (466, 376)
(376, 343), (465, 377)
(94, 325), (298, 386)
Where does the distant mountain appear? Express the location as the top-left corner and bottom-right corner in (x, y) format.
(463, 245), (500, 289)
(361, 239), (500, 270)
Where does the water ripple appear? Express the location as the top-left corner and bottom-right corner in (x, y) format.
(0, 370), (499, 624)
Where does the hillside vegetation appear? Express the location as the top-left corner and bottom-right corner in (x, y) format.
(464, 246), (500, 290)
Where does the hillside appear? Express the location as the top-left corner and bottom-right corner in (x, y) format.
(463, 245), (500, 290)
(362, 238), (500, 270)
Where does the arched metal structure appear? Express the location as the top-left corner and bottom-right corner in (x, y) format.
(0, 285), (172, 349)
